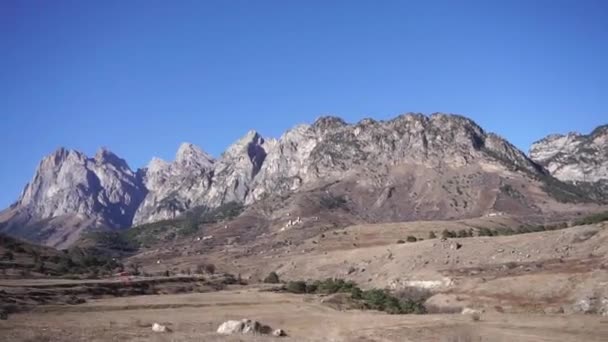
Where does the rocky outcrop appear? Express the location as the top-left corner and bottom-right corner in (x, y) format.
(0, 147), (146, 247)
(248, 113), (544, 202)
(16, 147), (145, 227)
(132, 143), (214, 225)
(530, 125), (608, 183)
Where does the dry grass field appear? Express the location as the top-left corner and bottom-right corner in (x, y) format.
(2, 287), (608, 342)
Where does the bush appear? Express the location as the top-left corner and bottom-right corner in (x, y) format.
(280, 278), (428, 315)
(128, 263), (141, 276)
(396, 239), (406, 244)
(477, 228), (494, 237)
(305, 282), (319, 294)
(574, 210), (608, 226)
(285, 281), (307, 294)
(351, 286), (363, 300)
(263, 271), (280, 284)
(406, 236), (417, 242)
(319, 194), (348, 210)
(441, 229), (456, 239)
(428, 231), (437, 239)
(316, 278), (357, 294)
(196, 263), (216, 275)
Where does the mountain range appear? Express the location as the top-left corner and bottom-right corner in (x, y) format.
(1, 113), (606, 248)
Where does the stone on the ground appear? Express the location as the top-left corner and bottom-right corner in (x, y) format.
(273, 328), (286, 336)
(461, 307), (482, 315)
(217, 319), (277, 335)
(152, 322), (170, 332)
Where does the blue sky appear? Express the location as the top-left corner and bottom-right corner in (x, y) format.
(0, 0), (606, 208)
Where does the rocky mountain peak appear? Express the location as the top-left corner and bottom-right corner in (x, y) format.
(223, 131), (264, 156)
(94, 147), (131, 172)
(3, 147), (146, 247)
(146, 157), (170, 173)
(45, 147), (86, 166)
(530, 124), (608, 183)
(590, 124), (608, 141)
(312, 116), (347, 132)
(175, 142), (214, 169)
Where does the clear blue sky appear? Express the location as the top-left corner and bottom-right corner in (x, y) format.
(1, 0), (606, 208)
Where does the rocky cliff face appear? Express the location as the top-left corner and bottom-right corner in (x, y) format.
(0, 148), (146, 247)
(17, 147), (146, 227)
(530, 125), (608, 183)
(132, 143), (214, 225)
(1, 113), (600, 247)
(248, 113), (545, 202)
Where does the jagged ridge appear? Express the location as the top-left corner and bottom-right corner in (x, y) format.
(1, 113), (602, 247)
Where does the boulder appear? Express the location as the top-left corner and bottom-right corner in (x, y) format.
(216, 319), (276, 335)
(152, 323), (170, 333)
(461, 307), (483, 315)
(273, 329), (286, 337)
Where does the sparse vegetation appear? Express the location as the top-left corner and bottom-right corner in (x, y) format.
(573, 210), (608, 226)
(195, 263), (216, 275)
(120, 202), (245, 247)
(500, 184), (524, 199)
(441, 229), (456, 239)
(319, 194), (348, 210)
(285, 280), (307, 293)
(0, 233), (124, 277)
(128, 262), (141, 276)
(282, 278), (427, 315)
(406, 236), (417, 242)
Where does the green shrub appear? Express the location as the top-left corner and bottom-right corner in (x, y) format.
(319, 194), (348, 210)
(351, 287), (363, 300)
(361, 289), (388, 310)
(285, 281), (307, 294)
(195, 263), (216, 275)
(574, 211), (608, 226)
(281, 278), (428, 315)
(305, 282), (319, 294)
(441, 229), (456, 238)
(316, 278), (357, 294)
(406, 236), (417, 242)
(263, 271), (280, 284)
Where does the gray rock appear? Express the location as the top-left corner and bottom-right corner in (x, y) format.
(0, 147), (146, 247)
(530, 125), (608, 183)
(132, 142), (214, 224)
(216, 319), (272, 335)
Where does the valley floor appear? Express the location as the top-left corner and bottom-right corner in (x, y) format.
(1, 287), (608, 342)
